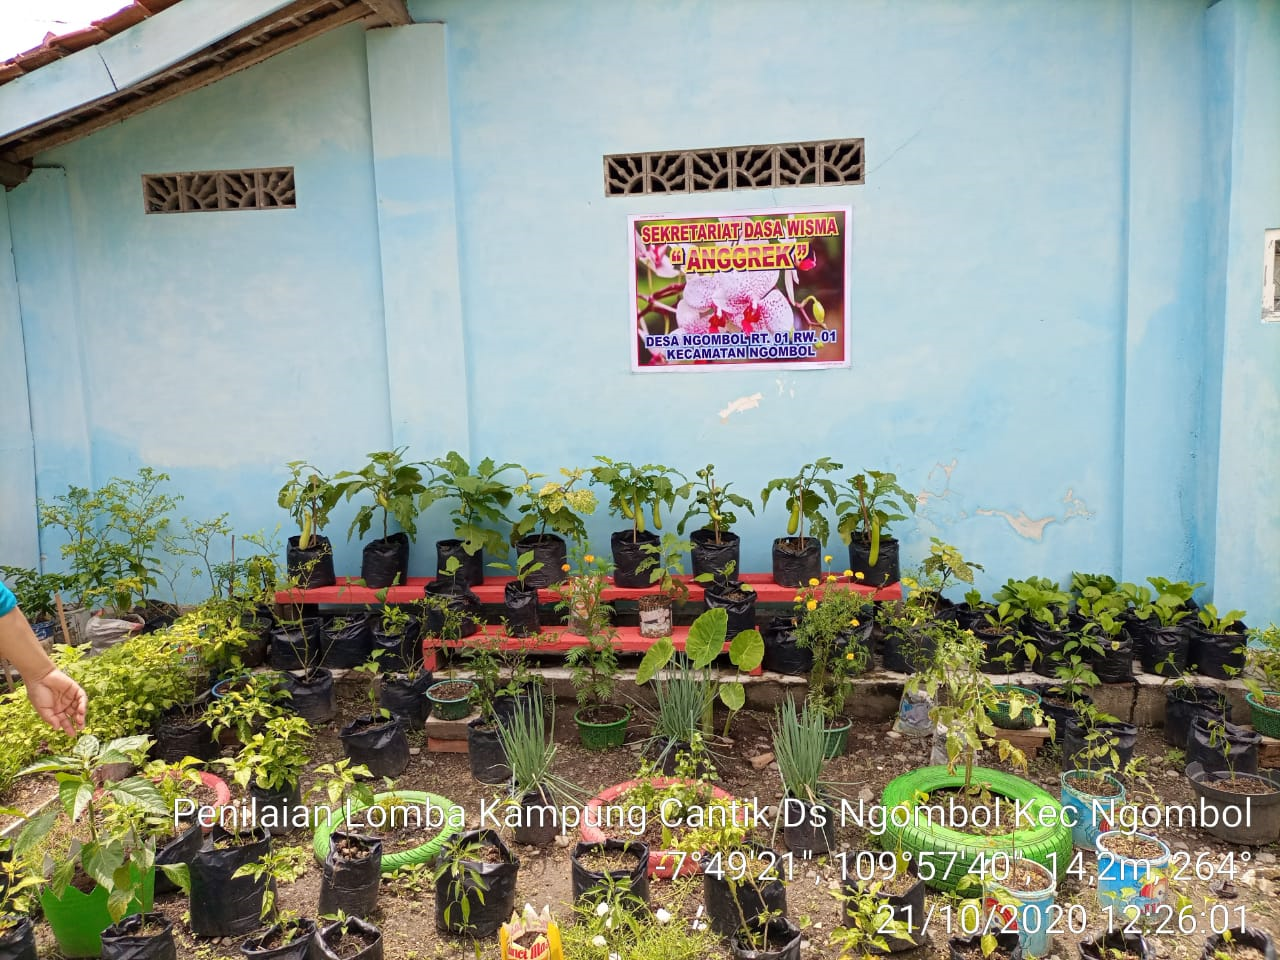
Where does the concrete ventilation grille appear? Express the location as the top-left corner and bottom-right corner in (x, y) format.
(142, 167), (296, 214)
(604, 139), (864, 196)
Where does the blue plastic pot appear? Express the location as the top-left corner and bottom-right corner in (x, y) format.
(1095, 831), (1170, 920)
(1060, 771), (1125, 852)
(984, 859), (1056, 959)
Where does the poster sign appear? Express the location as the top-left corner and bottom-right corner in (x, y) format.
(630, 206), (851, 372)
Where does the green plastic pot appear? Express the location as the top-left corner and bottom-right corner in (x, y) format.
(574, 706), (630, 751)
(823, 719), (852, 759)
(40, 863), (154, 958)
(426, 680), (475, 721)
(1246, 691), (1280, 739)
(988, 685), (1042, 731)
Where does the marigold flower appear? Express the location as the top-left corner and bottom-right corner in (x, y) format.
(808, 577), (819, 587)
(561, 563), (571, 572)
(793, 594), (803, 603)
(849, 618), (860, 627)
(843, 569), (854, 577)
(806, 599), (818, 611)
(584, 554), (595, 563)
(846, 652), (856, 660)
(824, 554), (833, 563)
(827, 574), (837, 583)
(855, 571), (866, 580)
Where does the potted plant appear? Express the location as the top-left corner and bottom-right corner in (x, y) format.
(15, 735), (187, 958)
(0, 832), (43, 960)
(834, 469), (917, 585)
(1245, 624), (1280, 737)
(773, 697), (836, 856)
(558, 556), (628, 749)
(276, 460), (340, 589)
(590, 457), (685, 587)
(981, 857), (1058, 960)
(99, 913), (177, 958)
(432, 830), (520, 938)
(421, 452), (518, 585)
(731, 916), (802, 960)
(569, 840), (650, 906)
(1191, 603), (1248, 679)
(829, 877), (916, 959)
(1094, 830), (1170, 919)
(231, 847), (318, 957)
(489, 549), (544, 637)
(317, 829), (383, 920)
(677, 464), (755, 578)
(497, 695), (581, 846)
(676, 811), (786, 939)
(792, 571), (872, 756)
(334, 447), (428, 589)
(0, 565), (69, 643)
(341, 654), (411, 780)
(636, 533), (693, 639)
(760, 458), (841, 587)
(508, 466), (598, 587)
(313, 917), (383, 960)
(218, 715), (313, 834)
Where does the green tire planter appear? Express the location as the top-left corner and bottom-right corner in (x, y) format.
(987, 686), (1042, 731)
(1246, 691), (1280, 739)
(41, 864), (154, 958)
(878, 766), (1071, 893)
(312, 790), (463, 872)
(575, 706), (630, 751)
(426, 680), (475, 721)
(823, 719), (852, 759)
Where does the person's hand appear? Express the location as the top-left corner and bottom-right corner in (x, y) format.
(27, 668), (87, 736)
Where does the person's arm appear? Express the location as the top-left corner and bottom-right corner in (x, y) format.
(0, 583), (87, 735)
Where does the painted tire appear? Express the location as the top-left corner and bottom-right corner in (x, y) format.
(312, 790), (463, 872)
(878, 766), (1072, 892)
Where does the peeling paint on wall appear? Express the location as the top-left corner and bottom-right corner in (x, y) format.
(719, 393), (763, 422)
(976, 488), (1095, 540)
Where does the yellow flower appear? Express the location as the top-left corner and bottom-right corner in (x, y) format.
(584, 554), (595, 563)
(824, 555), (833, 564)
(808, 578), (819, 587)
(854, 571), (866, 581)
(843, 569), (854, 577)
(849, 618), (860, 627)
(846, 652), (856, 661)
(827, 574), (837, 583)
(806, 599), (818, 611)
(561, 563), (571, 572)
(793, 594), (803, 603)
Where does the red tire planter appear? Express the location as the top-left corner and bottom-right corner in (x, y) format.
(580, 777), (739, 879)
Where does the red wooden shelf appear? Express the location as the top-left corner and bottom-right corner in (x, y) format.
(418, 623), (765, 675)
(277, 573), (901, 606)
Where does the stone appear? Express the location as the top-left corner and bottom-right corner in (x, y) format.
(1257, 851), (1276, 864)
(887, 730), (901, 739)
(858, 787), (874, 802)
(408, 747), (421, 756)
(750, 752), (775, 770)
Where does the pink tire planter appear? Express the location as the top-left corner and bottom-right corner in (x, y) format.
(580, 777), (740, 879)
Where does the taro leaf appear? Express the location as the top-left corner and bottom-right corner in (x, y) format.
(719, 682), (746, 712)
(636, 638), (675, 685)
(728, 628), (764, 672)
(685, 608), (728, 669)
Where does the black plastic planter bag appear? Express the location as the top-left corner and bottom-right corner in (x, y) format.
(154, 709), (218, 763)
(882, 626), (934, 675)
(287, 535), (335, 589)
(423, 580), (482, 639)
(1080, 931), (1153, 960)
(570, 841), (650, 906)
(847, 535), (900, 587)
(515, 534), (567, 588)
(503, 582), (540, 637)
(240, 920), (316, 960)
(250, 782), (303, 834)
(190, 827), (273, 938)
(978, 631), (1027, 674)
(949, 932), (1023, 960)
(284, 668), (336, 723)
(436, 539), (484, 586)
(1091, 631), (1135, 683)
(1063, 718), (1137, 772)
(1199, 929), (1276, 960)
(371, 619), (422, 673)
(1031, 626), (1072, 677)
(762, 616), (811, 675)
(238, 607), (272, 668)
(270, 618), (321, 671)
(318, 831), (383, 919)
(1190, 629), (1248, 680)
(1164, 687), (1229, 748)
(511, 788), (560, 846)
(704, 846), (787, 938)
(379, 671), (433, 730)
(781, 797), (836, 856)
(314, 918), (384, 960)
(690, 528), (740, 579)
(361, 532), (409, 590)
(771, 536), (820, 588)
(731, 917), (803, 960)
(611, 529), (659, 588)
(704, 581), (758, 638)
(155, 822), (202, 895)
(1188, 717), (1261, 776)
(340, 715), (410, 779)
(1033, 687), (1092, 744)
(1139, 625), (1191, 675)
(433, 830), (519, 938)
(100, 913), (177, 960)
(0, 917), (36, 960)
(467, 718), (511, 784)
(322, 615), (373, 669)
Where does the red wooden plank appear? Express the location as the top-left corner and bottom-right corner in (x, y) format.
(277, 574), (901, 605)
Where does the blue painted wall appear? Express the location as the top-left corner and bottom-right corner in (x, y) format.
(0, 0), (1275, 620)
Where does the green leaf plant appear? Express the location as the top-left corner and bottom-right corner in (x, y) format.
(676, 464), (755, 544)
(421, 452), (519, 558)
(334, 447), (428, 546)
(834, 470), (917, 569)
(761, 458), (842, 549)
(277, 462), (339, 552)
(590, 457), (684, 542)
(509, 467), (598, 548)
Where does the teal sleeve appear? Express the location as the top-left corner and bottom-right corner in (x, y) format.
(0, 582), (14, 617)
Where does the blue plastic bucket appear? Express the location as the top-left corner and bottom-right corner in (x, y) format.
(1095, 831), (1170, 919)
(1060, 771), (1125, 851)
(984, 858), (1057, 958)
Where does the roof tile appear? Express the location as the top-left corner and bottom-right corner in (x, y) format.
(91, 4), (150, 36)
(51, 26), (112, 55)
(137, 0), (181, 12)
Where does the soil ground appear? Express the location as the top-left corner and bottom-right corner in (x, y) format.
(14, 685), (1280, 959)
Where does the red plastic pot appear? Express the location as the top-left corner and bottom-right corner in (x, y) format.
(580, 777), (739, 879)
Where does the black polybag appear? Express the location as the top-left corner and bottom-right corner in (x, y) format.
(762, 616), (811, 675)
(379, 671), (433, 730)
(286, 535), (335, 589)
(155, 822), (202, 895)
(318, 831), (383, 919)
(503, 582), (540, 637)
(189, 827), (273, 938)
(1189, 628), (1248, 680)
(570, 840), (650, 906)
(433, 830), (520, 938)
(704, 580), (758, 639)
(770, 537), (820, 588)
(100, 913), (177, 960)
(690, 529), (740, 579)
(314, 917), (384, 960)
(611, 530), (658, 588)
(270, 618), (322, 671)
(153, 708), (218, 763)
(423, 580), (482, 639)
(340, 715), (410, 779)
(321, 615), (372, 669)
(361, 533), (409, 590)
(1187, 716), (1260, 776)
(370, 619), (422, 673)
(283, 668), (336, 723)
(239, 920), (316, 959)
(0, 916), (36, 960)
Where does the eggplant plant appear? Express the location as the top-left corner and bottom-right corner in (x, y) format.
(590, 457), (684, 542)
(421, 452), (518, 558)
